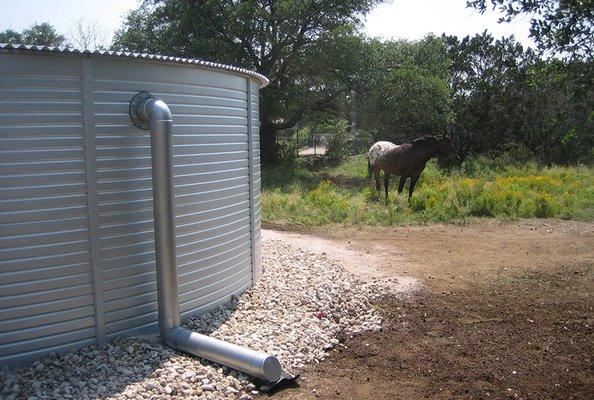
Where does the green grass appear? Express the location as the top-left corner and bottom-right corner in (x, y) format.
(261, 155), (594, 226)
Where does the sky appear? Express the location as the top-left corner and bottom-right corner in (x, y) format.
(364, 0), (534, 47)
(0, 0), (535, 49)
(0, 0), (141, 46)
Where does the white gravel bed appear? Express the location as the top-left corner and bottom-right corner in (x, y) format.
(1, 239), (386, 400)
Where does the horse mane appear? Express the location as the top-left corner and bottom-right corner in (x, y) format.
(404, 135), (440, 145)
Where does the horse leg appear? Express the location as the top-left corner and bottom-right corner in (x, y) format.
(384, 172), (390, 203)
(374, 169), (381, 196)
(397, 176), (407, 197)
(408, 174), (420, 201)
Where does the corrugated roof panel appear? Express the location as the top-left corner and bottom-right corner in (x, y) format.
(0, 43), (269, 87)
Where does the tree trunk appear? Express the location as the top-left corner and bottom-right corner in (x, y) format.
(259, 118), (278, 167)
(258, 86), (278, 167)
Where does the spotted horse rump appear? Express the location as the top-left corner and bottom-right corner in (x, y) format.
(366, 141), (399, 167)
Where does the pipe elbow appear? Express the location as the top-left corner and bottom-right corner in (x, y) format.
(149, 99), (173, 124)
(130, 92), (172, 131)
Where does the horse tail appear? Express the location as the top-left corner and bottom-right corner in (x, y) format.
(366, 157), (373, 180)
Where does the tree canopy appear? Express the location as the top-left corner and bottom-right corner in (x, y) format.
(0, 23), (67, 47)
(351, 36), (454, 143)
(467, 0), (594, 59)
(444, 31), (592, 163)
(113, 1), (593, 165)
(113, 0), (383, 165)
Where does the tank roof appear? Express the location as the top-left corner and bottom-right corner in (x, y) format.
(0, 43), (269, 88)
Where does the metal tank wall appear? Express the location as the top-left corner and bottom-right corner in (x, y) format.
(0, 50), (263, 366)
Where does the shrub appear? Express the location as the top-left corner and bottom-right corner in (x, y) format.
(322, 119), (351, 165)
(534, 193), (557, 218)
(361, 186), (377, 202)
(275, 140), (299, 168)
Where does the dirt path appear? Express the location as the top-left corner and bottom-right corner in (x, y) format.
(263, 230), (419, 294)
(265, 219), (594, 399)
(298, 146), (327, 156)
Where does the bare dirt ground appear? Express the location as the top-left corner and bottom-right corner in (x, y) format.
(263, 219), (594, 399)
(298, 146), (327, 156)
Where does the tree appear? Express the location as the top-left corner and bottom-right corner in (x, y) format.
(444, 32), (529, 157)
(0, 23), (67, 46)
(353, 35), (453, 143)
(445, 32), (593, 164)
(69, 18), (108, 50)
(467, 0), (594, 59)
(376, 67), (453, 141)
(113, 0), (383, 165)
(290, 26), (371, 126)
(518, 60), (593, 164)
(0, 29), (22, 44)
(22, 23), (67, 46)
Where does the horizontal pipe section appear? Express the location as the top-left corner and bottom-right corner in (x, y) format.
(165, 327), (281, 382)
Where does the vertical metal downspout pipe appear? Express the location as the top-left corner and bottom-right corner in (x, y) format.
(146, 98), (181, 337)
(129, 92), (283, 383)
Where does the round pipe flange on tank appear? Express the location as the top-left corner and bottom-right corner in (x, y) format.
(129, 91), (155, 130)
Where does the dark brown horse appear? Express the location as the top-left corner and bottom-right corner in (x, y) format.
(366, 135), (459, 201)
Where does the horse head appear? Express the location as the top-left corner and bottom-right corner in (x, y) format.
(437, 135), (460, 164)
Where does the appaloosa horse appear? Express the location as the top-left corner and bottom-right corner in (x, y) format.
(366, 135), (459, 201)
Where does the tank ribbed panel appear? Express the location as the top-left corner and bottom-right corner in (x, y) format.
(0, 55), (95, 365)
(91, 60), (253, 338)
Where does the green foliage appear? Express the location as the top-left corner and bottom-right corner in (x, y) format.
(444, 32), (593, 164)
(328, 155), (369, 179)
(113, 0), (384, 166)
(376, 66), (452, 138)
(0, 23), (67, 46)
(275, 141), (300, 169)
(0, 29), (22, 44)
(467, 0), (594, 59)
(355, 35), (454, 142)
(321, 119), (351, 165)
(262, 155), (594, 226)
(112, 2), (592, 166)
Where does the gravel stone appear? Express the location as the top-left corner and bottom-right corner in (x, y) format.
(182, 370), (196, 381)
(201, 384), (215, 391)
(0, 239), (386, 399)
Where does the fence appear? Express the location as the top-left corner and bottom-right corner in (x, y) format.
(279, 134), (374, 157)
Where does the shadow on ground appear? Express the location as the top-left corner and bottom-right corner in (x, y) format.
(0, 300), (243, 399)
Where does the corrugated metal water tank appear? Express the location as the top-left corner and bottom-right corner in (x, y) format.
(0, 45), (266, 366)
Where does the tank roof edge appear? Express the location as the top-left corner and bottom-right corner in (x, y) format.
(0, 43), (269, 88)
